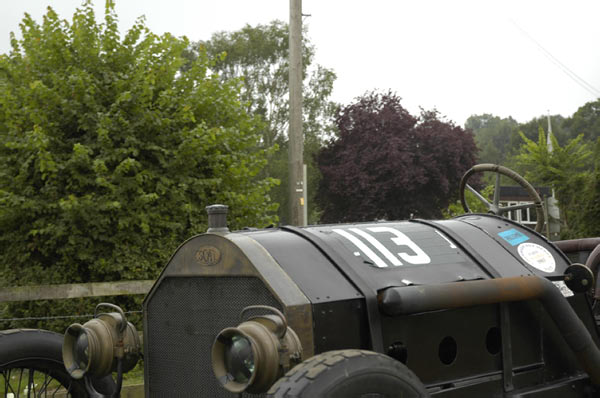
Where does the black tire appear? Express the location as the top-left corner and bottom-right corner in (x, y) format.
(267, 349), (429, 398)
(0, 329), (89, 397)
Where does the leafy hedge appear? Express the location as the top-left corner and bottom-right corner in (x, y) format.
(0, 1), (278, 330)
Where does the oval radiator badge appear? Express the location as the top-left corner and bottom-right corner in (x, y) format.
(195, 246), (222, 266)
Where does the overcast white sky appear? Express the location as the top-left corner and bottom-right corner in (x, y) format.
(2, 0), (599, 126)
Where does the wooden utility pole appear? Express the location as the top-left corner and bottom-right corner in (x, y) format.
(289, 0), (305, 226)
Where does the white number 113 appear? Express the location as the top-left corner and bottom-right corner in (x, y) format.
(332, 227), (431, 268)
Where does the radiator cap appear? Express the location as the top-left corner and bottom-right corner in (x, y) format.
(206, 204), (229, 233)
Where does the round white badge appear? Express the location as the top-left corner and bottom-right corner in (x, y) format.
(517, 243), (556, 273)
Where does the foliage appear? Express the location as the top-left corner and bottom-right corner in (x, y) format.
(515, 127), (592, 237)
(465, 114), (519, 165)
(0, 1), (278, 328)
(196, 21), (337, 223)
(518, 114), (570, 146)
(570, 139), (600, 237)
(317, 92), (478, 223)
(564, 99), (600, 143)
(465, 113), (572, 169)
(443, 184), (494, 219)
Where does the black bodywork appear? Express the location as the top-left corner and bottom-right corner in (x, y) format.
(141, 213), (600, 397)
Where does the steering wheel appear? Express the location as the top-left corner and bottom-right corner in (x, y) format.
(459, 163), (545, 233)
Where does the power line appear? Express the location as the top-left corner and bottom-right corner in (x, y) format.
(511, 20), (600, 99)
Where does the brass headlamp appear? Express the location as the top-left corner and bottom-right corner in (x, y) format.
(212, 305), (303, 394)
(63, 303), (141, 380)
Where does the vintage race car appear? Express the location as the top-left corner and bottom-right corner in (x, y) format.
(2, 164), (599, 398)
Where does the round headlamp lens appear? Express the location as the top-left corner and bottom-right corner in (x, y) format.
(224, 334), (255, 383)
(74, 332), (90, 370)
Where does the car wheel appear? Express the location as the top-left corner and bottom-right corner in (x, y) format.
(267, 349), (428, 398)
(0, 329), (114, 398)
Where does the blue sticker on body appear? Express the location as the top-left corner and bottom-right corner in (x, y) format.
(498, 228), (530, 246)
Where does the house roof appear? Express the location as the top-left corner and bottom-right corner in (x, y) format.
(499, 186), (552, 202)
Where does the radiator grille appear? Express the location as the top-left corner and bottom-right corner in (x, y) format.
(145, 276), (281, 398)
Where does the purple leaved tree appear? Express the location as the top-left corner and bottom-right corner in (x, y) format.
(317, 92), (477, 223)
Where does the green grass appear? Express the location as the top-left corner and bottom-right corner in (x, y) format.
(0, 368), (66, 396)
(122, 361), (144, 386)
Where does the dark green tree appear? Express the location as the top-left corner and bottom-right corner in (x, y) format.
(465, 114), (519, 165)
(554, 99), (600, 237)
(0, 1), (277, 328)
(196, 21), (337, 224)
(465, 113), (573, 179)
(518, 114), (570, 146)
(564, 98), (600, 142)
(571, 139), (600, 237)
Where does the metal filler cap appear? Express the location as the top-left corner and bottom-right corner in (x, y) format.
(206, 204), (230, 233)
